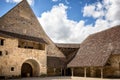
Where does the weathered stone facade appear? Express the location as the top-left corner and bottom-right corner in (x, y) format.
(0, 0), (65, 78)
(0, 37), (47, 77)
(104, 55), (120, 78)
(0, 0), (120, 79)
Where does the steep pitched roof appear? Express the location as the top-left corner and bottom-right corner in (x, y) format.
(0, 0), (47, 40)
(68, 25), (120, 67)
(0, 0), (65, 57)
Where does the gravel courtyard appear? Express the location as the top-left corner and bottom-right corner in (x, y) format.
(8, 77), (120, 80)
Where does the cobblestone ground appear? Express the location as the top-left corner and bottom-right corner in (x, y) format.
(9, 77), (120, 80)
(4, 77), (120, 80)
(8, 77), (120, 80)
(9, 77), (71, 80)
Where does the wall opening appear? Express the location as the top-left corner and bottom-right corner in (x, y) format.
(95, 68), (101, 78)
(0, 39), (4, 46)
(21, 63), (32, 77)
(11, 67), (14, 71)
(66, 68), (72, 76)
(0, 51), (2, 56)
(21, 59), (40, 77)
(18, 40), (45, 50)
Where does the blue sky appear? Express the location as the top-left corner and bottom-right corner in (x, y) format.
(0, 0), (120, 43)
(0, 0), (99, 23)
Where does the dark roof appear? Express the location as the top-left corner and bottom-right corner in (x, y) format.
(56, 43), (80, 64)
(57, 47), (78, 63)
(0, 30), (47, 44)
(68, 25), (120, 67)
(47, 56), (66, 68)
(56, 43), (80, 48)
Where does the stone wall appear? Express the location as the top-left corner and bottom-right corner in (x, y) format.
(47, 68), (62, 76)
(0, 37), (47, 77)
(104, 55), (120, 78)
(72, 54), (120, 78)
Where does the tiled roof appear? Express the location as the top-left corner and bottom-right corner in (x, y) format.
(68, 25), (120, 67)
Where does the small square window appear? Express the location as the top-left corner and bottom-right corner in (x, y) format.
(11, 67), (14, 71)
(0, 51), (2, 56)
(18, 45), (20, 47)
(5, 51), (8, 55)
(0, 39), (4, 45)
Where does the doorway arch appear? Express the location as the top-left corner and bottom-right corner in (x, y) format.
(21, 63), (33, 77)
(21, 59), (40, 77)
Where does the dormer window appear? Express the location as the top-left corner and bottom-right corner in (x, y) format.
(0, 39), (4, 46)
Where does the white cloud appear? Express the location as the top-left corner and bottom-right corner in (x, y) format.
(38, 4), (71, 42)
(83, 0), (120, 21)
(52, 0), (58, 2)
(38, 0), (120, 43)
(105, 0), (120, 21)
(5, 0), (34, 5)
(83, 3), (104, 18)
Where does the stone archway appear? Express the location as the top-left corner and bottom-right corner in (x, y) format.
(21, 59), (40, 77)
(21, 63), (33, 77)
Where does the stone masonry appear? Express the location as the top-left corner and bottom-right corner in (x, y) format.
(0, 36), (47, 77)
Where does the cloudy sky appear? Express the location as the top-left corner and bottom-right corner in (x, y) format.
(0, 0), (120, 43)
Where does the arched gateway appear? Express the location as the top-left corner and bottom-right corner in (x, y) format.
(21, 59), (40, 77)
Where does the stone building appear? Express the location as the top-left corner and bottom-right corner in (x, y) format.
(0, 0), (120, 79)
(47, 44), (80, 76)
(0, 0), (65, 77)
(68, 26), (120, 78)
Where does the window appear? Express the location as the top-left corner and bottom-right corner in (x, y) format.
(18, 40), (45, 50)
(0, 39), (4, 45)
(11, 67), (14, 71)
(18, 45), (20, 47)
(0, 51), (2, 56)
(39, 44), (45, 50)
(27, 46), (33, 49)
(5, 51), (8, 55)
